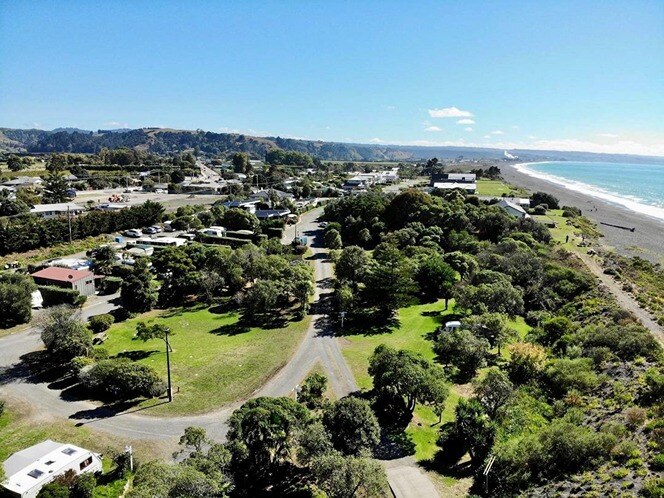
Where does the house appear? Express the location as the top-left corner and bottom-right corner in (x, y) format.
(432, 182), (477, 193)
(2, 177), (43, 190)
(429, 172), (477, 187)
(497, 199), (530, 219)
(220, 199), (260, 213)
(30, 267), (96, 296)
(250, 189), (295, 202)
(1, 440), (102, 498)
(255, 208), (291, 220)
(29, 203), (84, 219)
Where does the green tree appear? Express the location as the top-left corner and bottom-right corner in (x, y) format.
(464, 312), (517, 353)
(7, 155), (24, 172)
(41, 306), (93, 361)
(363, 246), (415, 316)
(221, 208), (259, 231)
(42, 170), (70, 203)
(369, 344), (449, 421)
(242, 280), (279, 322)
(472, 368), (514, 418)
(227, 397), (309, 486)
(231, 152), (250, 174)
(37, 482), (70, 498)
(92, 245), (116, 275)
(506, 342), (547, 385)
(449, 398), (495, 463)
(324, 228), (342, 249)
(455, 280), (524, 317)
(415, 254), (457, 307)
(323, 397), (380, 456)
(0, 188), (30, 216)
(298, 372), (328, 409)
(434, 329), (489, 381)
(0, 273), (34, 328)
(120, 258), (156, 312)
(311, 453), (389, 498)
(335, 246), (370, 289)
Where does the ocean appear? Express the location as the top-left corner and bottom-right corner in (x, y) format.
(516, 161), (664, 222)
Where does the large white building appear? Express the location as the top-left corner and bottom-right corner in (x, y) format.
(2, 440), (102, 498)
(29, 203), (84, 219)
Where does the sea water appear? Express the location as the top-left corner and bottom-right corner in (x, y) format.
(516, 161), (664, 222)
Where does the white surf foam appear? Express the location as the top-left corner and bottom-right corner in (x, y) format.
(514, 162), (664, 223)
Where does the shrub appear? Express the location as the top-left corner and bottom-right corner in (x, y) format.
(88, 313), (114, 334)
(651, 454), (664, 471)
(100, 276), (122, 294)
(37, 285), (86, 307)
(544, 358), (598, 397)
(641, 477), (664, 498)
(624, 407), (647, 428)
(0, 273), (35, 328)
(79, 359), (166, 400)
(0, 399), (5, 417)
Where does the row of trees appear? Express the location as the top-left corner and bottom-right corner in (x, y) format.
(0, 200), (164, 255)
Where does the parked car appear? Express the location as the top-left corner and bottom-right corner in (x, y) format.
(124, 229), (142, 238)
(163, 222), (175, 232)
(143, 226), (161, 234)
(154, 188), (167, 194)
(66, 188), (77, 198)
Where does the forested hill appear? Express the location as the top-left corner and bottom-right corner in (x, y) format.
(2, 127), (662, 164)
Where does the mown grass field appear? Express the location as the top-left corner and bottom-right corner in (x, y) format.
(338, 300), (531, 462)
(100, 306), (311, 416)
(0, 400), (162, 475)
(533, 209), (589, 254)
(476, 179), (529, 197)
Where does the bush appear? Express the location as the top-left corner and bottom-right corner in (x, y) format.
(88, 313), (114, 334)
(651, 454), (664, 471)
(624, 407), (647, 428)
(38, 285), (86, 307)
(545, 358), (598, 397)
(79, 359), (166, 400)
(99, 276), (122, 294)
(0, 273), (35, 328)
(0, 399), (5, 417)
(641, 477), (664, 498)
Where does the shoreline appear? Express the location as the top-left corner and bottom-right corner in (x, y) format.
(501, 163), (664, 263)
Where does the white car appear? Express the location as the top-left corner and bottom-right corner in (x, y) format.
(124, 229), (142, 238)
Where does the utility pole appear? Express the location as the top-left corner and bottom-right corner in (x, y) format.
(340, 311), (346, 329)
(165, 327), (173, 402)
(67, 206), (72, 244)
(124, 445), (134, 472)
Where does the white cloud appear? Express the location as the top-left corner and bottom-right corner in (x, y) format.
(483, 135), (491, 139)
(512, 125), (519, 130)
(385, 105), (397, 111)
(528, 135), (537, 140)
(598, 133), (619, 138)
(490, 130), (505, 135)
(428, 106), (474, 118)
(456, 118), (475, 125)
(369, 137), (384, 143)
(424, 126), (443, 132)
(465, 127), (473, 132)
(104, 121), (129, 128)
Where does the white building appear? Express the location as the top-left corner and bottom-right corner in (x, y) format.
(29, 203), (84, 219)
(2, 440), (102, 498)
(497, 199), (530, 219)
(432, 182), (477, 193)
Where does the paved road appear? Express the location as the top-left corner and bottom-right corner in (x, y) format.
(0, 206), (437, 496)
(0, 208), (355, 441)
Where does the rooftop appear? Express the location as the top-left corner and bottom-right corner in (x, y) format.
(31, 266), (93, 283)
(2, 440), (97, 495)
(30, 203), (84, 213)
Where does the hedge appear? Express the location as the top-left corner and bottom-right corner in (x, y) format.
(99, 276), (122, 294)
(37, 285), (86, 307)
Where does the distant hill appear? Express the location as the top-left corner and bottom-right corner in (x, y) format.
(1, 126), (662, 164)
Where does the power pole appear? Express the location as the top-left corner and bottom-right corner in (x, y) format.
(67, 206), (72, 244)
(165, 327), (173, 402)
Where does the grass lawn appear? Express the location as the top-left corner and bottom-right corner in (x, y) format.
(338, 300), (463, 462)
(476, 179), (529, 197)
(533, 209), (589, 254)
(100, 306), (311, 416)
(0, 400), (164, 471)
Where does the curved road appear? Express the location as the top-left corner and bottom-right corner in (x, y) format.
(0, 205), (437, 497)
(0, 208), (355, 441)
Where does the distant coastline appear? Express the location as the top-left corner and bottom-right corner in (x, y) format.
(502, 163), (664, 262)
(514, 161), (664, 223)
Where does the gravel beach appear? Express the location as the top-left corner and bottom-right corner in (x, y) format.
(502, 164), (664, 262)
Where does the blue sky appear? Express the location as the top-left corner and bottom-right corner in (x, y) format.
(1, 0), (663, 155)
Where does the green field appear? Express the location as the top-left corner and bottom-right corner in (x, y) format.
(533, 209), (589, 253)
(338, 300), (530, 462)
(100, 306), (310, 416)
(476, 179), (529, 197)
